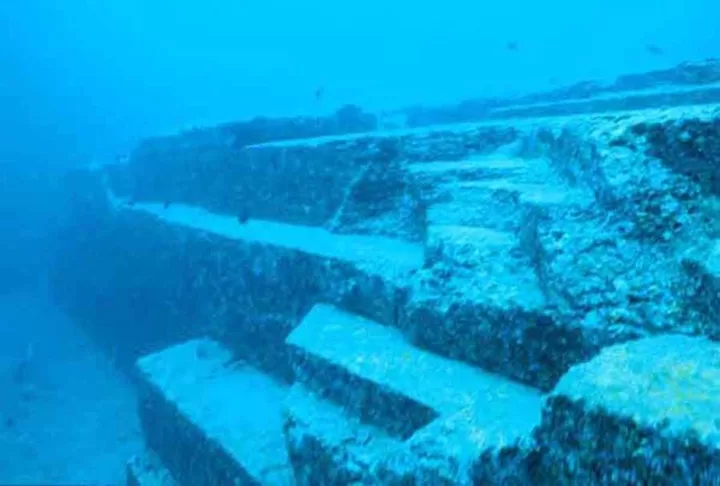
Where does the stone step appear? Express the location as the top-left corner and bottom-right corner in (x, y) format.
(135, 339), (294, 486)
(681, 239), (720, 339)
(286, 304), (542, 441)
(487, 82), (720, 121)
(427, 179), (591, 230)
(112, 200), (423, 280)
(107, 117), (520, 240)
(283, 384), (399, 484)
(406, 156), (533, 188)
(535, 334), (720, 484)
(425, 224), (522, 269)
(530, 214), (688, 339)
(284, 333), (543, 484)
(408, 224), (604, 391)
(95, 199), (423, 377)
(126, 450), (178, 486)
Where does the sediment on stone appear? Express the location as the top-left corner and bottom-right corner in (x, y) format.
(680, 239), (720, 339)
(119, 200), (423, 325)
(426, 179), (592, 233)
(533, 335), (720, 485)
(536, 109), (712, 244)
(402, 60), (720, 127)
(106, 122), (520, 241)
(283, 384), (398, 485)
(287, 304), (542, 438)
(406, 223), (591, 391)
(487, 83), (720, 121)
(136, 339), (293, 486)
(406, 154), (532, 191)
(285, 304), (544, 484)
(532, 214), (702, 338)
(53, 193), (424, 378)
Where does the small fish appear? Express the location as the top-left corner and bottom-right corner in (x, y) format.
(236, 210), (249, 224)
(12, 343), (34, 385)
(314, 87), (324, 102)
(163, 200), (171, 209)
(645, 44), (665, 56)
(506, 41), (519, 52)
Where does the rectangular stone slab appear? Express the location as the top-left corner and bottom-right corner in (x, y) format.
(111, 199), (422, 327)
(285, 380), (543, 484)
(487, 83), (720, 120)
(407, 156), (533, 190)
(116, 201), (424, 279)
(287, 303), (542, 438)
(535, 334), (720, 484)
(136, 339), (294, 486)
(427, 179), (591, 231)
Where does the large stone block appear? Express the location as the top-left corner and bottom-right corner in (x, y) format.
(534, 334), (720, 484)
(403, 60), (720, 127)
(283, 384), (397, 485)
(488, 84), (720, 121)
(53, 192), (423, 379)
(403, 225), (587, 391)
(136, 339), (293, 485)
(285, 304), (544, 483)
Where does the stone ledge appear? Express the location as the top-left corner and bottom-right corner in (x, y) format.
(283, 384), (397, 485)
(115, 201), (423, 281)
(287, 304), (541, 439)
(285, 379), (543, 485)
(136, 339), (293, 485)
(681, 239), (720, 339)
(535, 334), (720, 484)
(488, 84), (720, 121)
(114, 201), (423, 329)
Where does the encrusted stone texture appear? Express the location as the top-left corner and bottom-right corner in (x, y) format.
(403, 59), (720, 127)
(108, 124), (519, 243)
(52, 206), (415, 381)
(283, 384), (395, 485)
(138, 371), (250, 486)
(531, 105), (720, 340)
(136, 339), (293, 486)
(58, 103), (720, 385)
(283, 384), (540, 486)
(488, 86), (720, 121)
(50, 71), (720, 484)
(534, 335), (720, 485)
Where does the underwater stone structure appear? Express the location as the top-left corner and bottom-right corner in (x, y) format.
(53, 61), (720, 485)
(402, 58), (720, 127)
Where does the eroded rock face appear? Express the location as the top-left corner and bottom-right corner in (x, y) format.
(534, 334), (720, 485)
(402, 59), (720, 127)
(402, 104), (720, 395)
(535, 106), (720, 339)
(49, 74), (720, 484)
(59, 103), (720, 387)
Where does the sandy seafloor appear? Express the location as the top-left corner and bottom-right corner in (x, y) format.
(0, 291), (142, 485)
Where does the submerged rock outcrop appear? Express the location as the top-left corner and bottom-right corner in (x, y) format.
(53, 60), (720, 485)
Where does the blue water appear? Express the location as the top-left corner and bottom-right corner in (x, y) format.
(0, 0), (718, 483)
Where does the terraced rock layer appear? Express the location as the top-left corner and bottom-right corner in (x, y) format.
(136, 339), (293, 485)
(285, 304), (543, 484)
